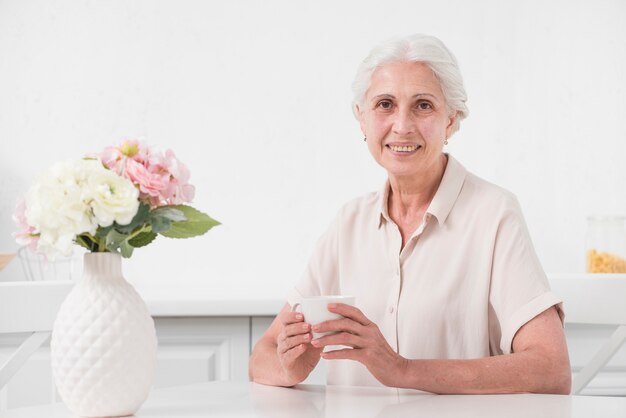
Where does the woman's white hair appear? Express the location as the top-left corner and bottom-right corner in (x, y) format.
(352, 34), (469, 135)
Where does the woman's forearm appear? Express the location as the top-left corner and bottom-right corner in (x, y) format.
(396, 351), (571, 394)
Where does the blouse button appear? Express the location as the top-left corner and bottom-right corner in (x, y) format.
(389, 306), (395, 314)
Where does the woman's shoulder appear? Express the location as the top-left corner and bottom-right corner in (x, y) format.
(342, 189), (381, 211)
(332, 188), (383, 226)
(461, 171), (523, 214)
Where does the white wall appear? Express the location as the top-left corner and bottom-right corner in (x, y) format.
(1, 0), (625, 297)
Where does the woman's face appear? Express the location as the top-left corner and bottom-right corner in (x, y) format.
(357, 61), (457, 181)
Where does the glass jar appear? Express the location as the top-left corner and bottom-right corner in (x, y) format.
(586, 216), (626, 273)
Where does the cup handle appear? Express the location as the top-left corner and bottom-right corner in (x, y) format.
(291, 303), (301, 313)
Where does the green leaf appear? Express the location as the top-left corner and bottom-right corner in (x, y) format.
(150, 216), (172, 234)
(120, 240), (134, 258)
(115, 202), (150, 234)
(151, 207), (186, 222)
(105, 229), (128, 249)
(95, 225), (113, 238)
(149, 206), (186, 233)
(128, 231), (157, 248)
(159, 205), (220, 239)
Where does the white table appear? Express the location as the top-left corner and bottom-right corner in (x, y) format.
(1, 381), (625, 418)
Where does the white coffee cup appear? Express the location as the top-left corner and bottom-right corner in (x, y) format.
(291, 295), (355, 339)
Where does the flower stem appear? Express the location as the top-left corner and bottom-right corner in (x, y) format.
(75, 235), (91, 251)
(126, 224), (151, 241)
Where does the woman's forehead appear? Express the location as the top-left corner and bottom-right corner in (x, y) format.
(367, 61), (444, 99)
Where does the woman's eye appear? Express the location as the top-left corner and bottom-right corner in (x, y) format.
(417, 101), (432, 110)
(377, 100), (393, 110)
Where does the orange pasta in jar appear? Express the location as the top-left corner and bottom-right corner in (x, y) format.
(586, 249), (626, 273)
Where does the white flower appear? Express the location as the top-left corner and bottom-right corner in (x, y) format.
(25, 160), (98, 259)
(24, 159), (140, 259)
(86, 163), (139, 227)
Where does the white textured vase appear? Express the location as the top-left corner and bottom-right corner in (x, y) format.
(51, 252), (157, 417)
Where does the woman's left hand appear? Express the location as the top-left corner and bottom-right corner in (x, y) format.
(310, 303), (408, 387)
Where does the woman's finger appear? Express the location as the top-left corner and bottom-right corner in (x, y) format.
(320, 347), (361, 361)
(278, 332), (312, 354)
(281, 311), (306, 327)
(312, 317), (362, 336)
(283, 321), (311, 338)
(327, 303), (372, 326)
(311, 331), (363, 349)
(281, 343), (308, 365)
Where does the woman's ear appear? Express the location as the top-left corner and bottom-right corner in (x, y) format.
(445, 110), (458, 138)
(355, 103), (367, 136)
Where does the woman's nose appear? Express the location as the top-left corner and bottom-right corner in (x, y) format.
(392, 107), (416, 135)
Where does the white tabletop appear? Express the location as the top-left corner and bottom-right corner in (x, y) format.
(1, 381), (625, 418)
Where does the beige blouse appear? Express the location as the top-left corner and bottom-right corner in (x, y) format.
(287, 155), (563, 387)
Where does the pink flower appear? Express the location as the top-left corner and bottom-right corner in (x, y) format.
(125, 158), (169, 206)
(98, 139), (195, 207)
(100, 139), (146, 175)
(12, 197), (39, 251)
(160, 149), (195, 205)
(99, 146), (123, 173)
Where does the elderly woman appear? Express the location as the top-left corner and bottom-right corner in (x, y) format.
(249, 34), (571, 394)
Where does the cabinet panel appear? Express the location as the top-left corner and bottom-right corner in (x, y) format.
(155, 317), (250, 384)
(155, 346), (218, 387)
(251, 316), (274, 352)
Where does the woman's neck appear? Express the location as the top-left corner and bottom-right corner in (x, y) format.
(387, 154), (448, 222)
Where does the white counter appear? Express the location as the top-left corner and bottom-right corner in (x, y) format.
(136, 285), (284, 316)
(2, 273), (624, 318)
(135, 274), (626, 317)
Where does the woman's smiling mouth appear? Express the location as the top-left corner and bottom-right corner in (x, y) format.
(386, 144), (421, 153)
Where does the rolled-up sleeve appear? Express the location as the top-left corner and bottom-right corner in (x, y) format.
(488, 196), (564, 355)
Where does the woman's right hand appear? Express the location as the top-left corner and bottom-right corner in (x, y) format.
(249, 303), (322, 387)
(276, 310), (323, 385)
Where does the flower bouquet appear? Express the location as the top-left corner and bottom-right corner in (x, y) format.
(14, 139), (218, 259)
(12, 139), (219, 417)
